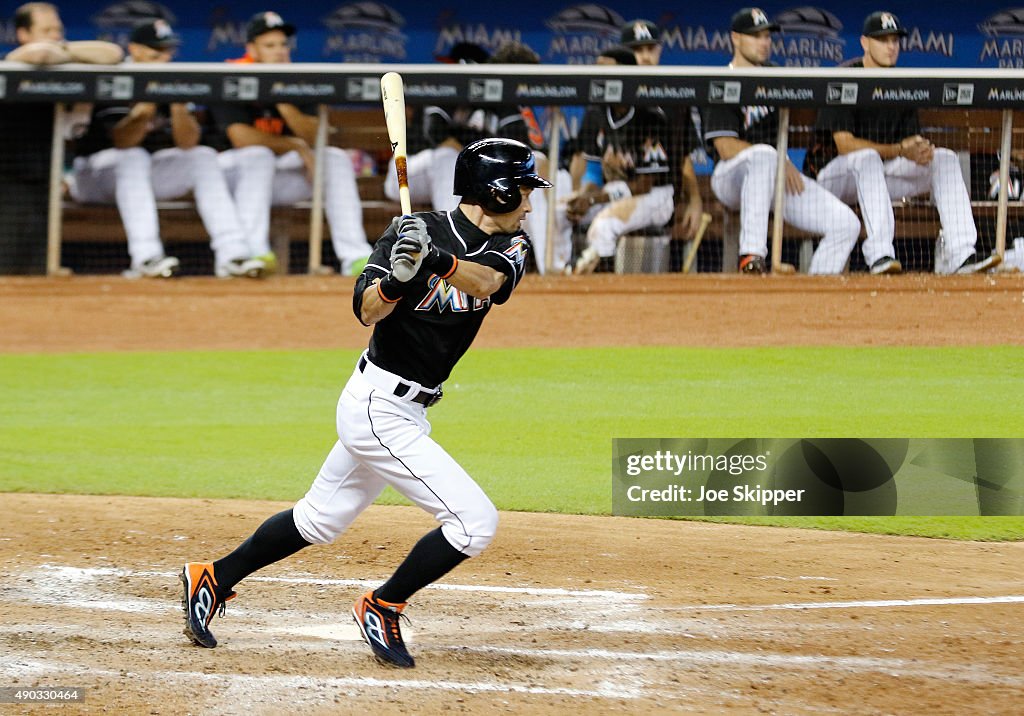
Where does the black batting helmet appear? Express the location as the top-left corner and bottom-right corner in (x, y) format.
(453, 138), (552, 213)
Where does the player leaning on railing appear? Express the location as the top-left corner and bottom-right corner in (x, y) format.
(806, 11), (1001, 275)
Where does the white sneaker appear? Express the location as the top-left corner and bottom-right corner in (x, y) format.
(133, 255), (180, 279)
(216, 257), (267, 279)
(573, 247), (601, 275)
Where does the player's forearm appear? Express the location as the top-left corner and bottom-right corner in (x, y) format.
(277, 104), (321, 146)
(681, 157), (702, 208)
(227, 124), (306, 155)
(65, 41), (124, 65)
(170, 105), (201, 149)
(568, 152), (586, 191)
(443, 261), (505, 300)
(360, 283), (400, 325)
(833, 131), (902, 160)
(6, 42), (70, 64)
(112, 105), (158, 148)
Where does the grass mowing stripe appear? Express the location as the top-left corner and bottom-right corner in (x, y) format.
(1, 346), (1022, 539)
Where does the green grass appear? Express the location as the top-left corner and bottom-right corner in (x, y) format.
(1, 346), (1022, 540)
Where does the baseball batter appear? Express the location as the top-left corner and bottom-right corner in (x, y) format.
(704, 8), (860, 275)
(69, 20), (264, 278)
(182, 138), (550, 669)
(808, 11), (1000, 275)
(215, 12), (372, 275)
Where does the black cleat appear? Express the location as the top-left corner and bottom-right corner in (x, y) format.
(181, 562), (235, 648)
(352, 590), (415, 668)
(739, 254), (767, 274)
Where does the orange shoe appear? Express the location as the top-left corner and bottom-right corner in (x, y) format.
(180, 562), (235, 648)
(352, 590), (414, 668)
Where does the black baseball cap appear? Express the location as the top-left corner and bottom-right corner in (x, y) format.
(129, 19), (181, 49)
(598, 45), (639, 65)
(435, 42), (489, 64)
(731, 7), (780, 34)
(862, 11), (908, 38)
(620, 19), (661, 47)
(246, 11), (296, 42)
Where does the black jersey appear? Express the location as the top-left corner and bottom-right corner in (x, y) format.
(703, 64), (781, 161)
(358, 209), (530, 387)
(802, 58), (921, 177)
(815, 59), (920, 144)
(75, 104), (179, 157)
(211, 102), (317, 138)
(576, 105), (682, 186)
(703, 103), (779, 160)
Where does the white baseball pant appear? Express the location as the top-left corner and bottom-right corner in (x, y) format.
(711, 144), (861, 274)
(71, 146), (251, 268)
(384, 146), (460, 212)
(815, 148), (978, 272)
(585, 184), (675, 258)
(525, 165), (573, 274)
(292, 354), (498, 558)
(220, 146), (372, 270)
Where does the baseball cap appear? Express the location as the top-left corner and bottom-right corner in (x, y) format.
(862, 11), (908, 38)
(598, 45), (639, 65)
(730, 7), (781, 34)
(246, 11), (296, 42)
(129, 19), (181, 49)
(435, 42), (489, 64)
(620, 19), (661, 47)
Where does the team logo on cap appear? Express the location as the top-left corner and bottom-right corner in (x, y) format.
(631, 21), (654, 42)
(262, 11), (286, 29)
(153, 19), (174, 38)
(751, 9), (770, 27)
(879, 12), (899, 32)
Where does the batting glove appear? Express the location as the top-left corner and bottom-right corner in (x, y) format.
(399, 216), (457, 279)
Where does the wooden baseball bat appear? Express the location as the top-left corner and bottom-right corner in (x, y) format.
(380, 71), (416, 280)
(683, 212), (713, 274)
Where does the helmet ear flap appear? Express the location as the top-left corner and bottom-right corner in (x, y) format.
(485, 184), (522, 213)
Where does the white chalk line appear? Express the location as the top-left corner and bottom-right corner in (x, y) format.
(456, 646), (1024, 687)
(41, 565), (647, 601)
(666, 595), (1024, 612)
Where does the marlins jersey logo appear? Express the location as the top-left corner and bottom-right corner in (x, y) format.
(743, 105), (773, 130)
(415, 275), (492, 314)
(503, 236), (529, 272)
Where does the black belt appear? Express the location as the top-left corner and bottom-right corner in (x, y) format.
(358, 356), (443, 407)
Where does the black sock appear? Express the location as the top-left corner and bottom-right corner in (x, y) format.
(374, 528), (469, 604)
(213, 509), (311, 593)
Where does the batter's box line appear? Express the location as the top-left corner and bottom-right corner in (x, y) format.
(662, 595), (1024, 612)
(125, 567), (649, 601)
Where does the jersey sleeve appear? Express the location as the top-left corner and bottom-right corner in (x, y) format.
(702, 106), (741, 157)
(473, 233), (531, 305)
(361, 220), (399, 280)
(578, 107), (604, 162)
(702, 106), (741, 142)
